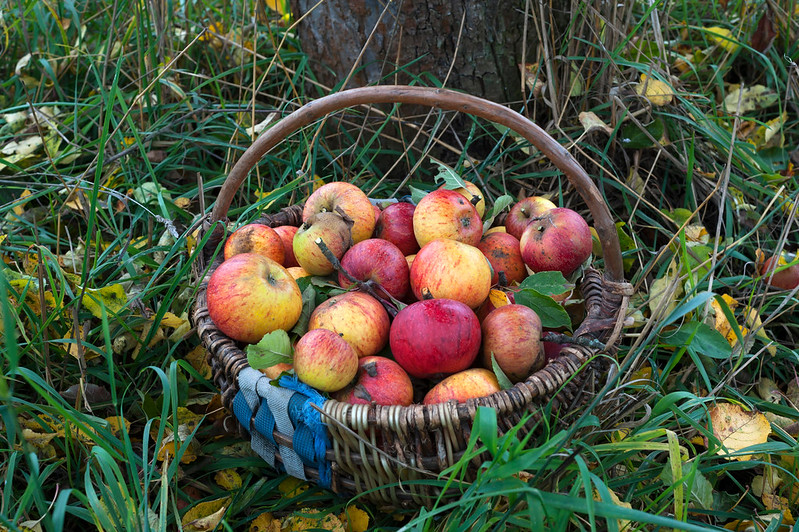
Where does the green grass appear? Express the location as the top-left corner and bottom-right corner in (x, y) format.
(0, 0), (798, 530)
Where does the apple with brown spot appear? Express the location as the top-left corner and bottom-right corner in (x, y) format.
(292, 211), (353, 276)
(506, 196), (556, 240)
(224, 223), (285, 264)
(477, 231), (526, 286)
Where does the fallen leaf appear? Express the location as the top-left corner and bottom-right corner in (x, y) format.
(214, 469), (242, 491)
(278, 477), (309, 498)
(185, 345), (212, 379)
(635, 74), (673, 106)
(519, 63), (545, 98)
(742, 305), (776, 355)
(174, 197), (192, 209)
(487, 289), (512, 309)
(282, 509), (346, 531)
(751, 7), (777, 53)
(706, 26), (740, 53)
(579, 111), (613, 135)
(708, 403), (771, 461)
(81, 284), (128, 318)
(181, 497), (230, 532)
(750, 112), (786, 151)
(593, 488), (631, 531)
(104, 416), (131, 438)
(723, 85), (779, 114)
(249, 512), (281, 532)
(340, 505), (370, 532)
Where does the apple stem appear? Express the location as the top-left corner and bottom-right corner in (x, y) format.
(313, 237), (401, 318)
(542, 331), (605, 350)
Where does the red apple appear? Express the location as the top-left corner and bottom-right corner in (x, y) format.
(389, 298), (481, 379)
(413, 189), (482, 247)
(423, 368), (501, 405)
(477, 231), (526, 286)
(224, 223), (285, 264)
(273, 225), (299, 268)
(519, 207), (592, 277)
(338, 239), (410, 300)
(292, 212), (353, 276)
(410, 239), (492, 308)
(760, 253), (799, 290)
(293, 328), (359, 392)
(506, 196), (557, 240)
(308, 292), (390, 358)
(303, 182), (375, 243)
(333, 356), (413, 406)
(442, 180), (486, 218)
(481, 304), (545, 382)
(206, 253), (302, 343)
(374, 202), (419, 256)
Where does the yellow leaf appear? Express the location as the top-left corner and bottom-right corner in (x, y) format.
(174, 197), (192, 209)
(750, 113), (786, 150)
(81, 284), (128, 318)
(22, 427), (57, 448)
(684, 224), (709, 244)
(282, 509), (346, 531)
(181, 497), (230, 532)
(762, 494), (795, 524)
(249, 512), (281, 532)
(214, 468), (242, 490)
(160, 311), (188, 329)
(488, 289), (512, 309)
(264, 0), (287, 15)
(710, 294), (739, 347)
(635, 74), (673, 106)
(278, 476), (308, 498)
(104, 416), (131, 438)
(708, 403), (771, 461)
(706, 26), (740, 53)
(13, 189), (32, 215)
(62, 322), (102, 361)
(519, 63), (545, 98)
(185, 344), (212, 379)
(593, 488), (631, 531)
(340, 505), (370, 532)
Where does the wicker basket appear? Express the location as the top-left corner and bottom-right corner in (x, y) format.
(191, 85), (634, 508)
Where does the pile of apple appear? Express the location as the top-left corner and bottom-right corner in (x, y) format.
(205, 180), (593, 406)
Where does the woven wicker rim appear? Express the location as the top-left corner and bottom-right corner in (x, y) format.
(191, 86), (634, 501)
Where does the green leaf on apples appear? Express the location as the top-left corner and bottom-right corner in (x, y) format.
(409, 185), (428, 205)
(490, 353), (514, 390)
(482, 194), (515, 233)
(246, 329), (293, 370)
(291, 284), (317, 336)
(430, 157), (470, 190)
(518, 271), (574, 296)
(514, 288), (572, 331)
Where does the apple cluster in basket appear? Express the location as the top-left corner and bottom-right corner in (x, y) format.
(206, 180), (594, 406)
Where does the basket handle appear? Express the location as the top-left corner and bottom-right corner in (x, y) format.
(211, 85), (624, 282)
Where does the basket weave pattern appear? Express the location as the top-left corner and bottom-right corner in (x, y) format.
(191, 86), (634, 506)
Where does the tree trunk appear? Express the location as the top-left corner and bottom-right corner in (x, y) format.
(291, 0), (548, 105)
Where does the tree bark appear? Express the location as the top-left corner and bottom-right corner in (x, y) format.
(291, 0), (541, 105)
